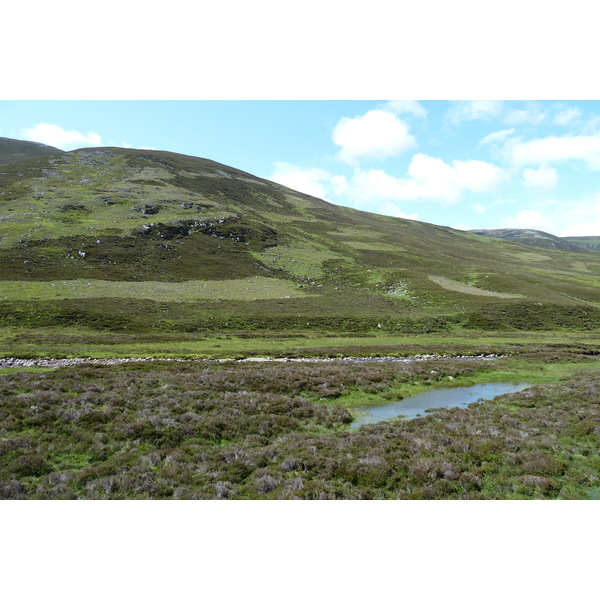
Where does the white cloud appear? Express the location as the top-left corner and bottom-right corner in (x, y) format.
(344, 169), (408, 204)
(504, 134), (600, 170)
(395, 211), (419, 221)
(453, 223), (474, 231)
(337, 154), (504, 206)
(479, 128), (515, 147)
(472, 197), (518, 217)
(114, 141), (156, 150)
(565, 195), (600, 219)
(581, 115), (600, 134)
(332, 109), (416, 164)
(447, 101), (503, 124)
(269, 162), (334, 200)
(553, 107), (583, 126)
(555, 195), (600, 236)
(559, 220), (600, 236)
(377, 202), (419, 220)
(500, 209), (554, 231)
(407, 154), (505, 199)
(522, 166), (558, 189)
(20, 123), (102, 150)
(452, 101), (580, 129)
(504, 104), (547, 125)
(268, 155), (504, 214)
(385, 100), (426, 118)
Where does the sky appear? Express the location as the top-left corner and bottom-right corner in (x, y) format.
(2, 100), (600, 237)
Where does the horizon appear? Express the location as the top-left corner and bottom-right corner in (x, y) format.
(2, 100), (600, 238)
(0, 100), (600, 237)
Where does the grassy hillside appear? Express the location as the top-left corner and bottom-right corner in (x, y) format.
(2, 139), (600, 339)
(564, 236), (600, 252)
(0, 137), (63, 165)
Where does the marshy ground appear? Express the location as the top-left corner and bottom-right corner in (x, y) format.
(1, 347), (598, 499)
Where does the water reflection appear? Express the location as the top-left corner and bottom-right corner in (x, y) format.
(350, 382), (533, 430)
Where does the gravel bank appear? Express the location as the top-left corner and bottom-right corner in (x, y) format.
(0, 354), (504, 369)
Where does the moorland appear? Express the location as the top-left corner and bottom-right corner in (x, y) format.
(0, 137), (598, 499)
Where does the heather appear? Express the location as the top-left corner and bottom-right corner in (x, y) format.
(1, 355), (598, 499)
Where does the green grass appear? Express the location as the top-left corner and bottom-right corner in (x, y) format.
(253, 242), (349, 281)
(1, 326), (600, 359)
(0, 277), (310, 301)
(0, 366), (51, 375)
(0, 150), (234, 249)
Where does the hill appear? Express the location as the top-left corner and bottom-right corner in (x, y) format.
(563, 236), (600, 252)
(0, 137), (64, 165)
(470, 228), (582, 251)
(1, 138), (600, 336)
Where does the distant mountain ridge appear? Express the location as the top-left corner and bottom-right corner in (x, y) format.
(470, 228), (596, 252)
(563, 236), (600, 252)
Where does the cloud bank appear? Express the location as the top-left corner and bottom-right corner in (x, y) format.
(21, 123), (102, 150)
(334, 154), (504, 206)
(505, 134), (600, 170)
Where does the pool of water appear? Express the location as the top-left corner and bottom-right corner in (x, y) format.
(350, 382), (533, 430)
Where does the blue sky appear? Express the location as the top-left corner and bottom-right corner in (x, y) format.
(2, 100), (600, 237)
